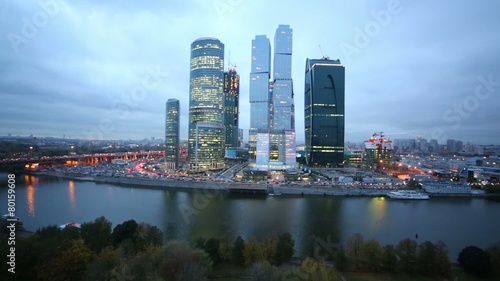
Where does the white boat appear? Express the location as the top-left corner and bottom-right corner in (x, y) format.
(387, 190), (429, 200)
(59, 222), (82, 229)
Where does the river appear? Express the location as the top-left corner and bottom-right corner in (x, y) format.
(1, 173), (499, 261)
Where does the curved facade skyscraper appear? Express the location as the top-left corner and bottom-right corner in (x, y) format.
(304, 58), (345, 167)
(188, 38), (225, 170)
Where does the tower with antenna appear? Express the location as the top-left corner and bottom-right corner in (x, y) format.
(318, 44), (329, 60)
(223, 51), (240, 148)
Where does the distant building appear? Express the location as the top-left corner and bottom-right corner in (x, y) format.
(304, 57), (345, 167)
(447, 139), (463, 153)
(224, 67), (240, 148)
(363, 132), (394, 168)
(238, 129), (244, 147)
(188, 38), (226, 170)
(165, 99), (180, 169)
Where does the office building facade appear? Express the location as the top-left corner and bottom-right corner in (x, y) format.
(165, 99), (180, 169)
(224, 68), (240, 148)
(249, 35), (272, 160)
(188, 38), (226, 170)
(304, 58), (345, 167)
(250, 25), (296, 171)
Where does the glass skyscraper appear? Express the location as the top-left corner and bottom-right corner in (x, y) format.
(224, 68), (240, 148)
(188, 38), (225, 170)
(165, 99), (180, 169)
(304, 58), (345, 167)
(249, 35), (271, 159)
(250, 25), (296, 170)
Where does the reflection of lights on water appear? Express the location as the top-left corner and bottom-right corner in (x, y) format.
(27, 185), (35, 216)
(69, 181), (76, 211)
(24, 175), (37, 185)
(369, 197), (387, 231)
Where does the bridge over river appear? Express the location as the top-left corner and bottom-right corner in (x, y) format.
(0, 150), (165, 170)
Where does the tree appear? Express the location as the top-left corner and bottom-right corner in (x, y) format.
(363, 239), (383, 272)
(346, 233), (365, 269)
(382, 245), (398, 272)
(160, 240), (212, 281)
(244, 237), (263, 266)
(395, 238), (418, 274)
(37, 239), (96, 281)
(112, 219), (139, 254)
(486, 245), (500, 278)
(417, 241), (437, 276)
(300, 257), (339, 281)
(112, 219), (138, 245)
(434, 241), (452, 278)
(127, 245), (164, 280)
(275, 232), (295, 265)
(261, 234), (278, 264)
(218, 230), (234, 262)
(80, 216), (112, 254)
(136, 222), (164, 250)
(458, 246), (492, 277)
(247, 261), (276, 281)
(204, 238), (221, 264)
(83, 246), (122, 281)
(233, 236), (245, 265)
(334, 247), (349, 271)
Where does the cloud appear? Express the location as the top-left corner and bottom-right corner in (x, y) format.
(1, 0), (499, 145)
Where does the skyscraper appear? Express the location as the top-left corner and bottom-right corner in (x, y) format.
(304, 57), (345, 167)
(188, 38), (225, 170)
(270, 25), (296, 168)
(165, 98), (180, 169)
(250, 25), (296, 170)
(249, 35), (271, 160)
(224, 67), (240, 148)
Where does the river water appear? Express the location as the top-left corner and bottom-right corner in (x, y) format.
(1, 173), (499, 261)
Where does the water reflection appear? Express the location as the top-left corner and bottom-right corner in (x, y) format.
(26, 184), (36, 216)
(24, 175), (37, 217)
(368, 197), (387, 232)
(68, 180), (76, 211)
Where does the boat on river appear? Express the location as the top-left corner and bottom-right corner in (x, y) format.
(387, 190), (429, 200)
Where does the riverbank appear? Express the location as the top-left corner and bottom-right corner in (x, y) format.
(24, 171), (500, 198)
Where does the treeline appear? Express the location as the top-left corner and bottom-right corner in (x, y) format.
(2, 217), (500, 280)
(315, 234), (453, 278)
(459, 245), (500, 278)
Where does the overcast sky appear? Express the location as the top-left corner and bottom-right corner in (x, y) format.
(1, 0), (499, 145)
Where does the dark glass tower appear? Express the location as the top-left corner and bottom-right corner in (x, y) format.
(224, 67), (240, 148)
(304, 58), (345, 167)
(188, 38), (225, 170)
(165, 99), (180, 169)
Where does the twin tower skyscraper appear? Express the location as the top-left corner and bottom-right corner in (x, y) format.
(183, 25), (296, 171)
(249, 25), (296, 170)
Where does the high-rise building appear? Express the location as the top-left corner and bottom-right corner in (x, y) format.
(249, 25), (296, 171)
(224, 67), (240, 148)
(249, 35), (271, 160)
(165, 99), (180, 169)
(188, 38), (226, 170)
(192, 122), (226, 169)
(304, 57), (345, 167)
(272, 25), (294, 131)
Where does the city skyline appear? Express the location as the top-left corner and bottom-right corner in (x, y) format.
(1, 1), (500, 144)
